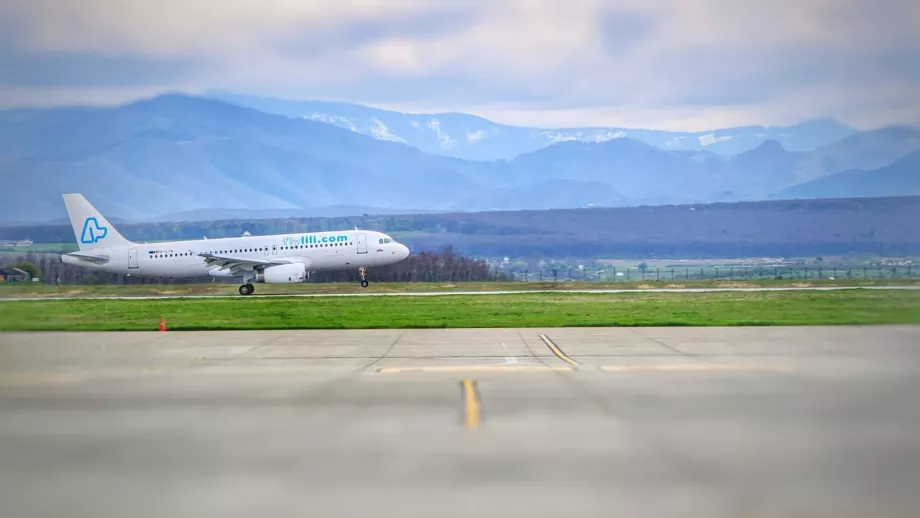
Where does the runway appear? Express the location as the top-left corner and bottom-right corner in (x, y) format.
(2, 326), (920, 517)
(0, 284), (917, 301)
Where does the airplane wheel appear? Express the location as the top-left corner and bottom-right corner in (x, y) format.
(360, 280), (369, 288)
(247, 284), (255, 295)
(239, 284), (254, 296)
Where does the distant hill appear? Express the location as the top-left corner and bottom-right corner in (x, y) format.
(206, 90), (857, 160)
(0, 94), (501, 221)
(0, 93), (917, 222)
(503, 128), (920, 202)
(781, 151), (920, 200)
(150, 205), (442, 223)
(793, 126), (920, 183)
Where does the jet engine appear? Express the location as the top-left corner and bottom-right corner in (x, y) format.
(254, 263), (306, 283)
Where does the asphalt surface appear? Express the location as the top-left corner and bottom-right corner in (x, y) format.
(1, 326), (920, 517)
(0, 284), (917, 301)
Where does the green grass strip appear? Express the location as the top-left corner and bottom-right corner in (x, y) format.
(1, 279), (918, 299)
(1, 290), (918, 331)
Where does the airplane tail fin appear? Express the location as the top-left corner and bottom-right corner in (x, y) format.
(62, 194), (133, 251)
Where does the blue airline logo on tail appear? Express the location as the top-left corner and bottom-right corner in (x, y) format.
(80, 217), (108, 244)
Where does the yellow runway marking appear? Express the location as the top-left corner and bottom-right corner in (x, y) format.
(377, 365), (572, 374)
(460, 379), (480, 429)
(538, 334), (580, 366)
(599, 364), (791, 372)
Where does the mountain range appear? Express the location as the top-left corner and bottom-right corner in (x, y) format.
(781, 151), (920, 200)
(0, 93), (918, 223)
(207, 91), (857, 160)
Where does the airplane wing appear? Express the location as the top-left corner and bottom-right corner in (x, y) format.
(198, 253), (303, 275)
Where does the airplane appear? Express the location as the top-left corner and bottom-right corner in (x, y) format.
(60, 193), (410, 295)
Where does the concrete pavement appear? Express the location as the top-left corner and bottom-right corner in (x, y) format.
(1, 326), (919, 517)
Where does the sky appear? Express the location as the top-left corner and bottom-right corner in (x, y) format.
(0, 0), (918, 131)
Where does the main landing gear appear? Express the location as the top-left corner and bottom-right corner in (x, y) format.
(239, 283), (255, 296)
(359, 267), (369, 288)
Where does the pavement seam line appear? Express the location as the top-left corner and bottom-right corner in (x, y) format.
(539, 334), (580, 366)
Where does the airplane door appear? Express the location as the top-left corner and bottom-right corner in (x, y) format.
(128, 248), (139, 269)
(272, 245), (277, 255)
(357, 233), (367, 254)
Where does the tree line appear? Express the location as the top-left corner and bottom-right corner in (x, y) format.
(1, 247), (506, 285)
(2, 195), (918, 260)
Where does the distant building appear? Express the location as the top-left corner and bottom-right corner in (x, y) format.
(0, 267), (30, 282)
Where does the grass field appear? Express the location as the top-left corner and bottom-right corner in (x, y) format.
(1, 289), (918, 331)
(1, 279), (918, 299)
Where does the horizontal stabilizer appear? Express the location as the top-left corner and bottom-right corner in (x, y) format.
(64, 252), (110, 264)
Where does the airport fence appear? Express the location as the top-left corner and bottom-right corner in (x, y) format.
(504, 265), (918, 283)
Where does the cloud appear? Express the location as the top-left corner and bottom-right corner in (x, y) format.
(0, 0), (917, 130)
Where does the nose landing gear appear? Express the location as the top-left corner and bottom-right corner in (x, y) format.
(359, 267), (369, 288)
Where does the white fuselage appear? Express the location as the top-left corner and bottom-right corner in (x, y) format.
(62, 229), (409, 280)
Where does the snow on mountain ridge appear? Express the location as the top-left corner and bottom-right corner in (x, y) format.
(698, 133), (733, 146)
(204, 90), (855, 160)
(369, 117), (406, 143)
(465, 129), (491, 143)
(427, 119), (456, 149)
(539, 130), (628, 144)
(306, 113), (358, 132)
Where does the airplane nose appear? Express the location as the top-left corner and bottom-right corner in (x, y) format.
(399, 244), (410, 259)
